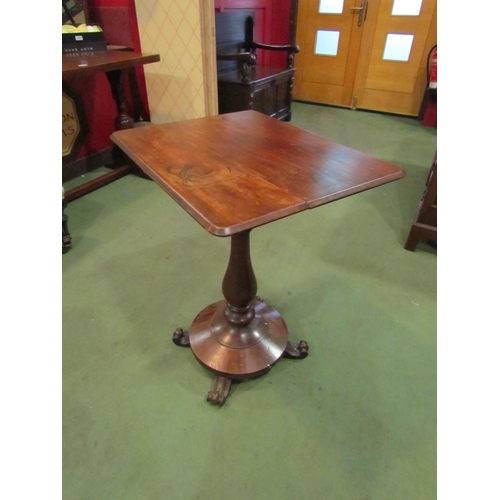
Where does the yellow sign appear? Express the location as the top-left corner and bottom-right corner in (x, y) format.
(62, 93), (81, 156)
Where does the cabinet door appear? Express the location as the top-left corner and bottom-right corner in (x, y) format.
(252, 74), (293, 119)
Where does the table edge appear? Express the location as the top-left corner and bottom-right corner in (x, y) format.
(62, 52), (160, 80)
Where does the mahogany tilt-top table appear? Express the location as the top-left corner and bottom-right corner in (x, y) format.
(112, 110), (405, 405)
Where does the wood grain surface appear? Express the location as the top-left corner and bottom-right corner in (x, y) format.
(62, 51), (160, 80)
(112, 110), (405, 236)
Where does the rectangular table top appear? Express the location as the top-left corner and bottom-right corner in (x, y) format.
(111, 110), (405, 236)
(62, 50), (160, 80)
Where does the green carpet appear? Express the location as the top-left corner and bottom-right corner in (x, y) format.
(63, 103), (437, 500)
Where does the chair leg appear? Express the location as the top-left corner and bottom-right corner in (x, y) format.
(404, 224), (420, 251)
(405, 222), (436, 252)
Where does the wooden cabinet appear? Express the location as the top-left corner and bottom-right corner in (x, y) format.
(217, 66), (295, 121)
(215, 11), (298, 121)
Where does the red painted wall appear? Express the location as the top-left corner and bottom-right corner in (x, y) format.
(271, 0), (292, 66)
(214, 0), (294, 67)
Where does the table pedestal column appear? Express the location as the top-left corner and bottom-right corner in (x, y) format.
(173, 230), (308, 405)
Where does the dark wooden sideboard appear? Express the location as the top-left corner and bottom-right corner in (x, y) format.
(215, 12), (299, 121)
(217, 66), (296, 121)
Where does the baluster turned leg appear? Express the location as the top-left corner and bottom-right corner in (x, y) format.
(106, 69), (135, 131)
(221, 230), (257, 326)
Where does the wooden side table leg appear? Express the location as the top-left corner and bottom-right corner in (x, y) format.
(106, 69), (135, 130)
(405, 157), (437, 252)
(404, 227), (420, 252)
(62, 197), (72, 254)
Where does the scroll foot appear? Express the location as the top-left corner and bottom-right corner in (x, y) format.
(207, 375), (232, 406)
(172, 327), (190, 347)
(282, 340), (309, 359)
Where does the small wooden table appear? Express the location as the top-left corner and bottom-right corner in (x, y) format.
(63, 50), (160, 201)
(111, 110), (405, 405)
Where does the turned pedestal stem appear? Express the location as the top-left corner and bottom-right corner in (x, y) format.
(222, 230), (257, 326)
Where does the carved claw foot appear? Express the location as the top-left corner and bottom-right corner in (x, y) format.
(172, 327), (190, 347)
(282, 340), (309, 359)
(207, 375), (232, 406)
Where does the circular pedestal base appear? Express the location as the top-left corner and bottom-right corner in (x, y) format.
(189, 299), (289, 379)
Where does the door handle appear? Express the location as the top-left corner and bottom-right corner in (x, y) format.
(350, 0), (368, 27)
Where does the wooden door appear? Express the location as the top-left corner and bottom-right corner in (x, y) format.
(353, 0), (437, 114)
(294, 0), (437, 116)
(295, 0), (365, 107)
